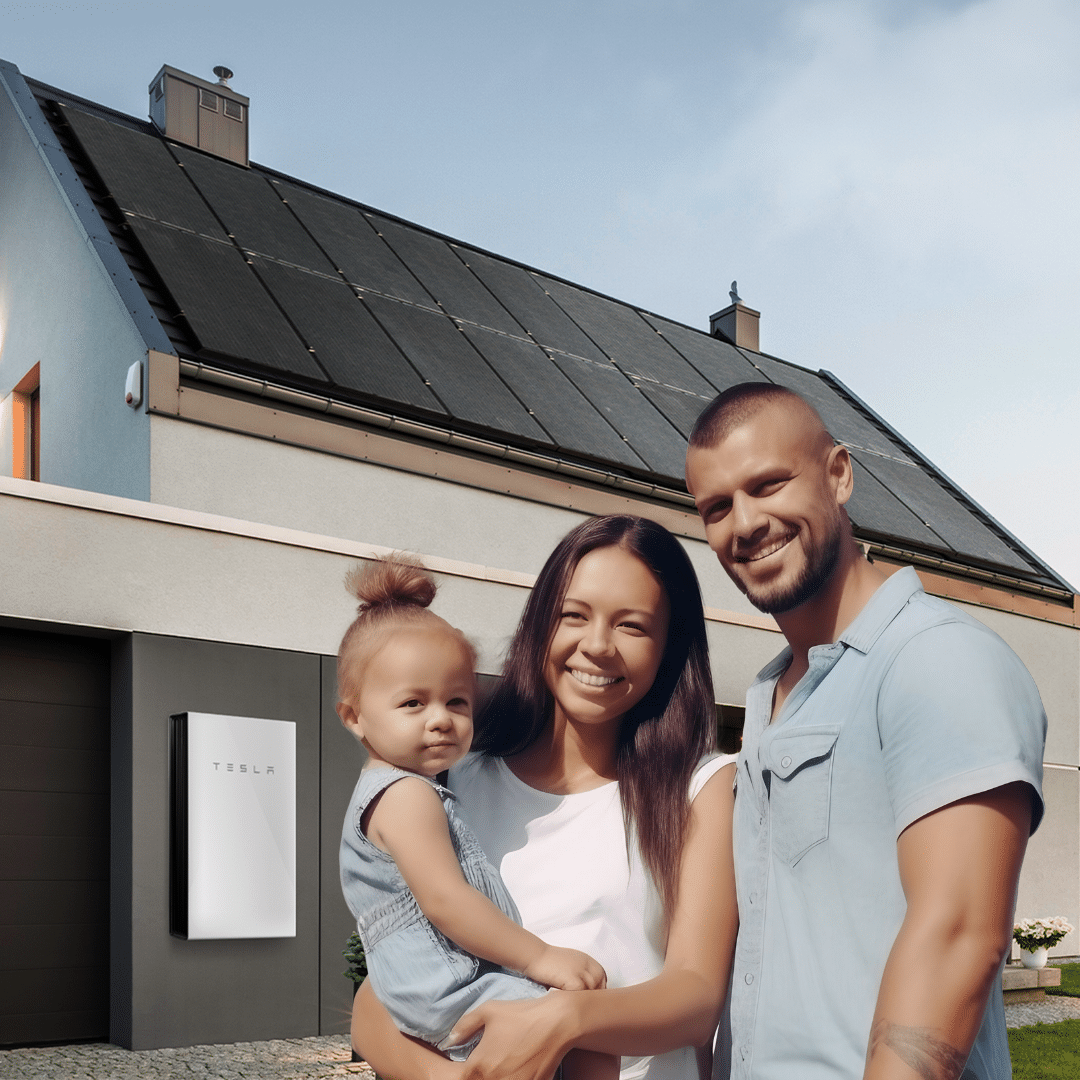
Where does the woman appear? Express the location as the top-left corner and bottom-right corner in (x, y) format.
(352, 515), (738, 1080)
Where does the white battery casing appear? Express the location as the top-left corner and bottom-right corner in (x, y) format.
(177, 712), (296, 939)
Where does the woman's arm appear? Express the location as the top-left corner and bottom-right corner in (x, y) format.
(374, 777), (605, 989)
(452, 763), (739, 1079)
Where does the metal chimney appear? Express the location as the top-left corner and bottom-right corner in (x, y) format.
(709, 282), (760, 351)
(149, 65), (249, 167)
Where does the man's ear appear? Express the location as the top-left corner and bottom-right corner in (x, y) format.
(828, 444), (854, 507)
(337, 699), (363, 739)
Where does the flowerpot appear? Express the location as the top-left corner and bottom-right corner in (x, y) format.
(1020, 946), (1048, 969)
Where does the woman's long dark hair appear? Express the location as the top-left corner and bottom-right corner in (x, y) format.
(473, 515), (715, 913)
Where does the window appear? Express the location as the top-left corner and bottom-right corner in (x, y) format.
(222, 98), (243, 121)
(7, 363), (40, 481)
(199, 89), (219, 111)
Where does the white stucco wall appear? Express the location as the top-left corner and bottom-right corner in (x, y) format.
(0, 62), (161, 500)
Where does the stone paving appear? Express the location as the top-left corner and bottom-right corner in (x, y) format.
(4, 1004), (1080, 1079)
(0, 1034), (374, 1080)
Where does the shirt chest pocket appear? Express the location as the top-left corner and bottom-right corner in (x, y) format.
(765, 725), (840, 867)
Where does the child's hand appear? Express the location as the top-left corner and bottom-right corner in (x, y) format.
(523, 945), (607, 990)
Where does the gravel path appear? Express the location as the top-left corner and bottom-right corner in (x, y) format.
(0, 1034), (374, 1080)
(4, 1005), (1080, 1079)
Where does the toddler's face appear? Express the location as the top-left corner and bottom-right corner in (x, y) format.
(340, 627), (474, 776)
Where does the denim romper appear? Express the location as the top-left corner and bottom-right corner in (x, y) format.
(340, 766), (546, 1058)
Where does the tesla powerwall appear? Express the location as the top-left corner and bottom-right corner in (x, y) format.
(170, 712), (296, 939)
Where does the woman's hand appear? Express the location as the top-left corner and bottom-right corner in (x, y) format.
(449, 991), (579, 1080)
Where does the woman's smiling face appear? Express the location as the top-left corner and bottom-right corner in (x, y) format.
(543, 544), (670, 731)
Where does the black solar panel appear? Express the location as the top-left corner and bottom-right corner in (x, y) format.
(364, 296), (549, 442)
(460, 327), (647, 468)
(247, 258), (445, 412)
(847, 457), (953, 552)
(538, 277), (719, 397)
(636, 382), (714, 441)
(549, 354), (687, 477)
(128, 218), (324, 378)
(641, 316), (768, 394)
(62, 105), (225, 237)
(170, 145), (336, 272)
(273, 182), (435, 307)
(750, 354), (917, 464)
(454, 250), (610, 363)
(369, 216), (522, 336)
(853, 451), (1034, 574)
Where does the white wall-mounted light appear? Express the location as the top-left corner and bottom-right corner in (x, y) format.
(171, 712), (297, 940)
(125, 360), (142, 408)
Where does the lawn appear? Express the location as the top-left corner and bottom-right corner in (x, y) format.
(1008, 1019), (1080, 1078)
(1047, 962), (1080, 997)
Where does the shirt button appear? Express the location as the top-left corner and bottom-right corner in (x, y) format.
(781, 755), (792, 769)
(744, 972), (754, 985)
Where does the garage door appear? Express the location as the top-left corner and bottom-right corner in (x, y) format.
(0, 629), (110, 1045)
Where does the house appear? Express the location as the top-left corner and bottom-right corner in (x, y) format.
(1, 58), (1077, 1050)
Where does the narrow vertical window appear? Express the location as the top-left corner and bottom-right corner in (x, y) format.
(8, 363), (40, 481)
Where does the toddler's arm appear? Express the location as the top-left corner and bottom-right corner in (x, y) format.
(367, 776), (606, 991)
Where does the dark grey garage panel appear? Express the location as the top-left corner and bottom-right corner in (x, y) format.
(369, 215), (523, 335)
(461, 326), (648, 468)
(129, 218), (325, 379)
(0, 629), (110, 1047)
(249, 258), (445, 413)
(364, 295), (549, 443)
(539, 277), (718, 397)
(641, 316), (768, 393)
(550, 354), (687, 477)
(276, 182), (434, 306)
(62, 104), (226, 236)
(457, 249), (610, 363)
(171, 144), (337, 272)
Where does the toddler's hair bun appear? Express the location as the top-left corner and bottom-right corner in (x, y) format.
(345, 555), (436, 616)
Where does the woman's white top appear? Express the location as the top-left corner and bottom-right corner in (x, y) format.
(448, 751), (737, 1080)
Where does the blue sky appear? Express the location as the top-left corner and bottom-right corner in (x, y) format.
(5, 0), (1078, 588)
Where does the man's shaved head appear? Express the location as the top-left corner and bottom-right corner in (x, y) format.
(689, 383), (833, 455)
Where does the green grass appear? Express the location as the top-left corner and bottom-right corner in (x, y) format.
(1008, 1019), (1080, 1078)
(1047, 963), (1080, 998)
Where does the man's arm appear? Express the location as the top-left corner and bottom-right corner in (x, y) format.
(863, 781), (1032, 1080)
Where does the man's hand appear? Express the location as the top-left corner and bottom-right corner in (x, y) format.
(523, 945), (607, 991)
(863, 781), (1032, 1080)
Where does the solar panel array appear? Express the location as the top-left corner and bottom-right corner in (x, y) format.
(55, 100), (1061, 590)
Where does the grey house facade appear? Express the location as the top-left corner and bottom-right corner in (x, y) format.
(1, 58), (1077, 1050)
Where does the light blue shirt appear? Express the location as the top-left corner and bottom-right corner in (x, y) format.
(727, 568), (1046, 1080)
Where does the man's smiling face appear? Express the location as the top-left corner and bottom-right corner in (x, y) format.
(685, 401), (849, 615)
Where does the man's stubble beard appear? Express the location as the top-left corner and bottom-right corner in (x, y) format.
(732, 511), (845, 616)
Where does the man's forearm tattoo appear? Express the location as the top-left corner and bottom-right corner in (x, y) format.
(869, 1020), (974, 1080)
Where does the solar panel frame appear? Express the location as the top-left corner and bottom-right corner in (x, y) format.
(454, 249), (611, 363)
(363, 296), (550, 443)
(538, 277), (719, 397)
(846, 457), (954, 553)
(548, 353), (687, 477)
(170, 146), (337, 272)
(247, 258), (446, 412)
(272, 182), (436, 307)
(640, 315), (770, 394)
(62, 105), (226, 237)
(368, 216), (523, 336)
(460, 327), (648, 468)
(127, 218), (324, 378)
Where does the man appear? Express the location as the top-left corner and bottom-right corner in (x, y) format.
(684, 383), (1046, 1080)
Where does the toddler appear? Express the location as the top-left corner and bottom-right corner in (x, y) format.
(338, 556), (616, 1078)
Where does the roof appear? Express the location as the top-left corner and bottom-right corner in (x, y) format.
(26, 76), (1072, 599)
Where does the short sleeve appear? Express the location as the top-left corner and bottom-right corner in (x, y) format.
(878, 619), (1046, 836)
(689, 752), (738, 802)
